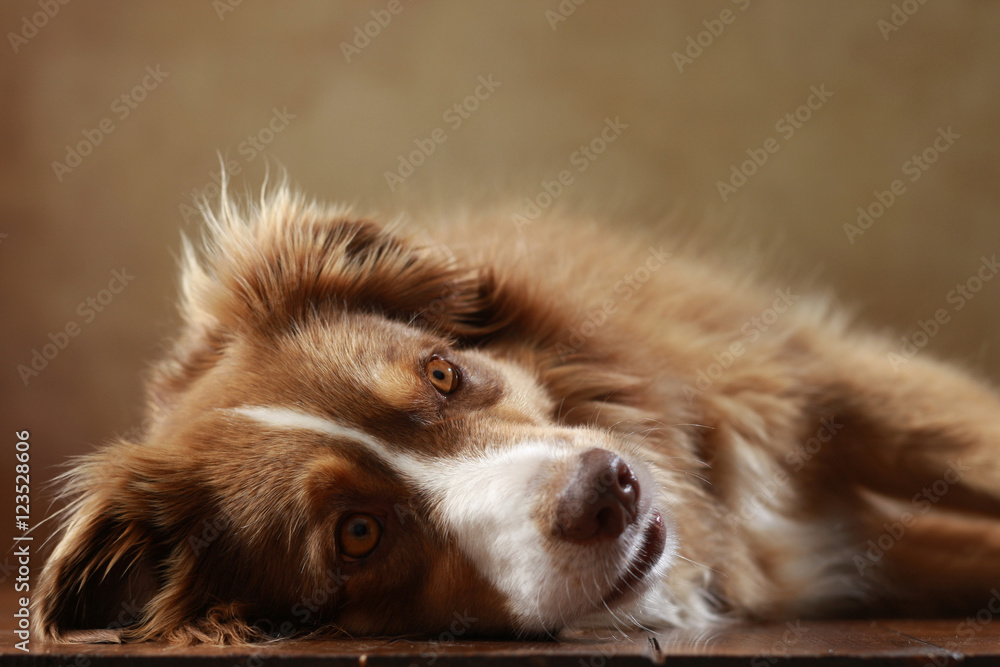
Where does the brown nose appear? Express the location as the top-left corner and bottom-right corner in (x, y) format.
(555, 448), (640, 543)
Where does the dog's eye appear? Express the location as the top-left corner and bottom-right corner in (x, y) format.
(426, 357), (460, 394)
(338, 514), (382, 560)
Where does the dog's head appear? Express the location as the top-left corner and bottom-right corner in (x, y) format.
(35, 191), (679, 643)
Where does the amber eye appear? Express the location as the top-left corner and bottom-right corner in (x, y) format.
(338, 514), (382, 560)
(426, 357), (460, 394)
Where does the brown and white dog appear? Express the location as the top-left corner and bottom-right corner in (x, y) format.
(35, 187), (1000, 644)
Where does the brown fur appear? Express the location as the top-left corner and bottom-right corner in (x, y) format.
(35, 187), (1000, 644)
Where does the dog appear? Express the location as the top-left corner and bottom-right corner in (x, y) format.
(35, 186), (1000, 644)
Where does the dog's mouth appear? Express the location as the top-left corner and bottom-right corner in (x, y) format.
(600, 509), (667, 608)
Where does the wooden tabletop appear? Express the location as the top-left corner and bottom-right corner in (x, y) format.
(2, 620), (999, 666)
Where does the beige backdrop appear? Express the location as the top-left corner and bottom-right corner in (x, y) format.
(2, 2), (999, 551)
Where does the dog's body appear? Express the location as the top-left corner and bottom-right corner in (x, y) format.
(36, 189), (1000, 643)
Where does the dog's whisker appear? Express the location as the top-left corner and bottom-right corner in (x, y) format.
(675, 553), (723, 577)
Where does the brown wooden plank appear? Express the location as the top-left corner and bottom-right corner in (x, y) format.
(878, 617), (1000, 657)
(4, 630), (657, 667)
(640, 619), (945, 657)
(1, 620), (997, 666)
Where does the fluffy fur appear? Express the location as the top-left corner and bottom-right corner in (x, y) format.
(35, 186), (1000, 644)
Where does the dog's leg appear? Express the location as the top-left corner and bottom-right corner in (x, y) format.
(801, 335), (1000, 611)
(810, 338), (1000, 517)
(853, 500), (1000, 614)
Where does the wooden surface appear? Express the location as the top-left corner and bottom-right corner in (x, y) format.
(1, 620), (999, 666)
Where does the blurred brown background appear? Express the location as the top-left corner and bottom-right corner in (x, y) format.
(2, 2), (999, 567)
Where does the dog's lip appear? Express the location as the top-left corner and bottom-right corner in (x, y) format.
(600, 510), (666, 608)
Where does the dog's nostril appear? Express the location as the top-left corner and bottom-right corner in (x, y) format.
(617, 460), (638, 507)
(555, 447), (642, 544)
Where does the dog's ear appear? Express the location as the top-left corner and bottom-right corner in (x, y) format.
(37, 442), (293, 645)
(35, 449), (162, 642)
(177, 190), (480, 331)
(154, 188), (578, 411)
(151, 191), (489, 408)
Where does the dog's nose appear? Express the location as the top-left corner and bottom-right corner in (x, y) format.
(555, 448), (640, 543)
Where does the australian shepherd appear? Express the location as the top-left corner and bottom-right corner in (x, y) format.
(35, 186), (1000, 644)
